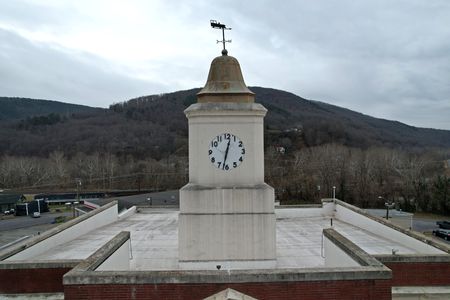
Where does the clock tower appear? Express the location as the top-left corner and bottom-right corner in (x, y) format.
(178, 46), (276, 269)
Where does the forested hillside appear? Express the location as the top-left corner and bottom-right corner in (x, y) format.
(0, 88), (449, 213)
(0, 97), (102, 120)
(1, 88), (450, 159)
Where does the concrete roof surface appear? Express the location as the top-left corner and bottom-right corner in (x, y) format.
(30, 208), (421, 270)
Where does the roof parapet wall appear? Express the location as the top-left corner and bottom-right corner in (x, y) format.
(323, 228), (386, 267)
(334, 199), (450, 254)
(0, 201), (119, 261)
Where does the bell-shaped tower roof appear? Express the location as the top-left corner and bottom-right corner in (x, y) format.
(197, 50), (255, 103)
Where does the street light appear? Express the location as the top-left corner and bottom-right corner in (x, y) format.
(332, 186), (336, 199)
(74, 178), (82, 218)
(36, 198), (42, 213)
(379, 196), (395, 220)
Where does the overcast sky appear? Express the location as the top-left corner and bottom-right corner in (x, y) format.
(1, 0), (449, 130)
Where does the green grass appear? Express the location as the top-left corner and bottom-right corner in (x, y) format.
(414, 212), (450, 220)
(53, 216), (69, 223)
(48, 204), (72, 213)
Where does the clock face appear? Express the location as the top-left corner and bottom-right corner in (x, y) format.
(208, 133), (245, 171)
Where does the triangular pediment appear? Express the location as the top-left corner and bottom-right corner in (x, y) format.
(203, 288), (258, 300)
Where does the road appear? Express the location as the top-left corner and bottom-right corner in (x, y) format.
(0, 212), (72, 247)
(412, 219), (439, 232)
(0, 212), (71, 231)
(412, 216), (450, 245)
(1, 200), (449, 247)
(91, 190), (179, 208)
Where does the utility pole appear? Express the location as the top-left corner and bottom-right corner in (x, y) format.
(74, 178), (82, 218)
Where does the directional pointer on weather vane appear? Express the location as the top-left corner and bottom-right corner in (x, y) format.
(210, 20), (231, 55)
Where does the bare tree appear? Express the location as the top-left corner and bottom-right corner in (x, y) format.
(49, 151), (68, 184)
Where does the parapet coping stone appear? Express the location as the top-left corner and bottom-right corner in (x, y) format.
(63, 267), (391, 285)
(135, 206), (179, 210)
(0, 201), (118, 261)
(334, 199), (450, 254)
(0, 259), (81, 270)
(0, 292), (65, 299)
(323, 228), (386, 268)
(374, 254), (450, 263)
(70, 231), (130, 272)
(276, 204), (323, 209)
(392, 286), (450, 295)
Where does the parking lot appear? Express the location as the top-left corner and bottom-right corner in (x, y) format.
(412, 215), (450, 244)
(1, 201), (450, 249)
(0, 211), (71, 246)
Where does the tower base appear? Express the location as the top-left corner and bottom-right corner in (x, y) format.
(178, 183), (276, 263)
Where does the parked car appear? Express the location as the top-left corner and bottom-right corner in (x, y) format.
(32, 212), (41, 218)
(432, 228), (450, 240)
(436, 221), (450, 229)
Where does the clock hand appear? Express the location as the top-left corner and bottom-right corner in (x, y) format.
(222, 139), (231, 169)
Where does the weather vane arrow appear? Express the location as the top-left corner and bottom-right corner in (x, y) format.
(210, 20), (231, 55)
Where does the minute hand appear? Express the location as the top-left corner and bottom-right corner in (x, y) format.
(222, 139), (231, 169)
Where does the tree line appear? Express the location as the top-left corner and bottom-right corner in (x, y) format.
(1, 145), (449, 215)
(0, 151), (188, 193)
(266, 144), (450, 214)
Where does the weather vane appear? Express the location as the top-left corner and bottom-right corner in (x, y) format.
(210, 20), (231, 55)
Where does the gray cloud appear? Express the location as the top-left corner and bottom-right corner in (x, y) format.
(225, 0), (450, 129)
(0, 28), (167, 107)
(0, 1), (449, 129)
(0, 1), (71, 28)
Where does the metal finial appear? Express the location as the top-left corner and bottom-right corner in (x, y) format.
(210, 20), (231, 54)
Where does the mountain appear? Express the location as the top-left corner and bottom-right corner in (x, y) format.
(0, 97), (102, 120)
(0, 88), (449, 159)
(251, 87), (450, 149)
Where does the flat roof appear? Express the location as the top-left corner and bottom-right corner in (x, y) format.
(30, 208), (421, 270)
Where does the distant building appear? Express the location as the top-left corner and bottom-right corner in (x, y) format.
(0, 193), (24, 213)
(34, 192), (104, 204)
(275, 145), (286, 154)
(15, 199), (49, 216)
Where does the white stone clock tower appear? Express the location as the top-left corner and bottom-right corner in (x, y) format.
(178, 48), (276, 269)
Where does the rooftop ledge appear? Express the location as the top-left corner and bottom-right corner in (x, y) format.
(334, 199), (450, 254)
(3, 198), (450, 276)
(63, 228), (391, 285)
(0, 201), (118, 261)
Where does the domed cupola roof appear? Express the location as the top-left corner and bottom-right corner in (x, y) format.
(197, 50), (255, 103)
